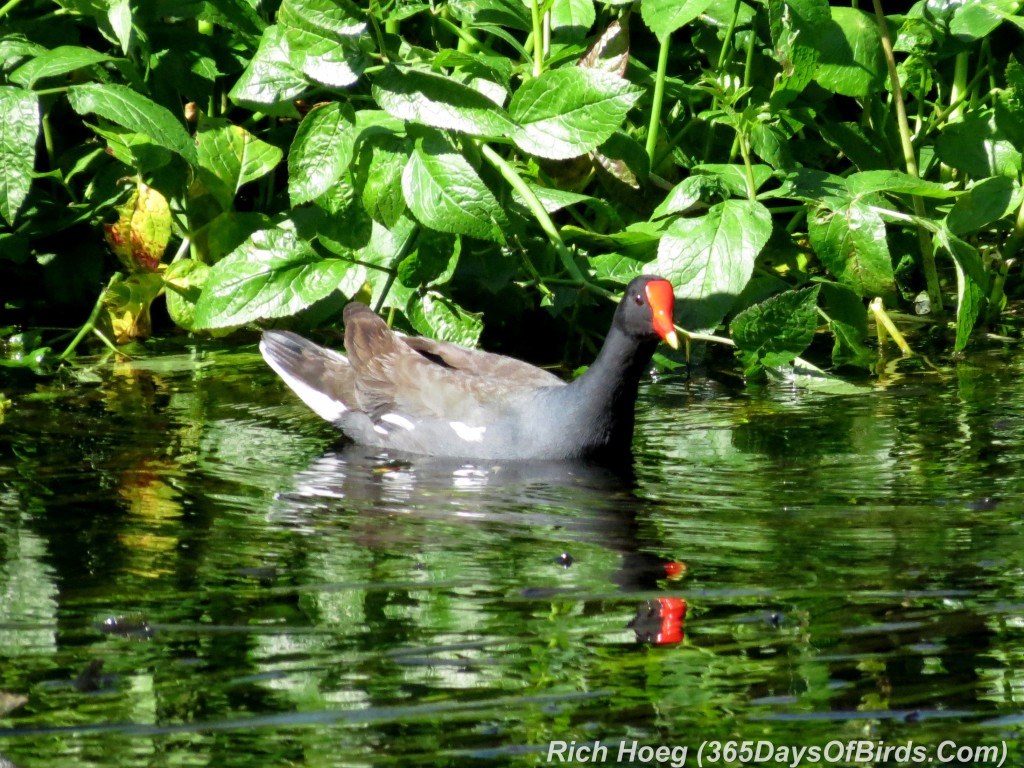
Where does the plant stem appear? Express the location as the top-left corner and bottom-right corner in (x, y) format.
(0, 0), (27, 20)
(869, 297), (912, 355)
(530, 0), (543, 76)
(59, 273), (121, 360)
(871, 0), (943, 318)
(645, 35), (670, 169)
(479, 143), (585, 283)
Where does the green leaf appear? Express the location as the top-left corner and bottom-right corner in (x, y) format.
(405, 291), (483, 346)
(397, 231), (459, 288)
(808, 201), (895, 298)
(228, 25), (306, 115)
(204, 0), (266, 36)
(946, 234), (987, 352)
(641, 0), (714, 42)
(768, 0), (830, 108)
(372, 65), (514, 138)
(448, 0), (531, 31)
(655, 199), (773, 330)
(509, 67), (642, 160)
(164, 258), (211, 331)
(694, 163), (774, 197)
(196, 115), (284, 210)
(361, 139), (408, 227)
(950, 0), (1021, 40)
(819, 280), (874, 369)
(279, 0), (370, 89)
(402, 133), (507, 243)
(193, 226), (354, 328)
(946, 176), (1018, 235)
(107, 0), (133, 55)
(288, 102), (357, 206)
(845, 170), (961, 199)
(935, 111), (1023, 180)
(731, 285), (821, 368)
(550, 0), (596, 38)
(0, 87), (39, 227)
(9, 46), (114, 88)
(68, 83), (198, 165)
(811, 7), (885, 98)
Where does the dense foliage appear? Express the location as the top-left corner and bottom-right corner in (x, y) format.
(1, 0), (1023, 379)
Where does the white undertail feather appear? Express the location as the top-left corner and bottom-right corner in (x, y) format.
(260, 338), (348, 423)
(380, 413), (416, 430)
(449, 421), (486, 442)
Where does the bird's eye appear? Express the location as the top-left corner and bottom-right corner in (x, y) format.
(633, 294), (644, 306)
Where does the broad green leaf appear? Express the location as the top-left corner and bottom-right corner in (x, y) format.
(655, 199), (773, 329)
(280, 0), (370, 91)
(694, 163), (774, 197)
(401, 134), (507, 243)
(397, 231), (459, 288)
(551, 0), (596, 38)
(164, 258), (211, 331)
(193, 211), (271, 265)
(204, 0), (266, 35)
(652, 176), (723, 219)
(935, 111), (1023, 179)
(448, 0), (531, 31)
(846, 170), (960, 199)
(405, 290), (482, 346)
(193, 226), (354, 328)
(731, 285), (821, 367)
(641, 0), (714, 42)
(768, 0), (830, 108)
(278, 0), (367, 36)
(509, 67), (642, 160)
(197, 115), (284, 210)
(10, 46), (114, 88)
(946, 176), (1018, 235)
(372, 66), (514, 138)
(228, 25), (306, 115)
(0, 87), (39, 227)
(68, 83), (198, 165)
(361, 139), (408, 227)
(808, 201), (894, 298)
(107, 0), (133, 55)
(950, 0), (1021, 40)
(811, 7), (884, 98)
(939, 232), (988, 352)
(819, 280), (874, 369)
(288, 102), (357, 206)
(769, 168), (849, 206)
(765, 356), (866, 394)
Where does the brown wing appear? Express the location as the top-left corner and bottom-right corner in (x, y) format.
(343, 303), (563, 422)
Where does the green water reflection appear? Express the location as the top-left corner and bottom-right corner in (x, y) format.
(0, 343), (1022, 767)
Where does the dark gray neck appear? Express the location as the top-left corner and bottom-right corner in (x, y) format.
(560, 326), (659, 459)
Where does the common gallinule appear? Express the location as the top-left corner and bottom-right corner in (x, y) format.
(260, 275), (678, 462)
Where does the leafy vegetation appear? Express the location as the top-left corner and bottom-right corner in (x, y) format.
(2, 0), (1024, 379)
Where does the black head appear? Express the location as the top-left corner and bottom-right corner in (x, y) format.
(615, 275), (679, 348)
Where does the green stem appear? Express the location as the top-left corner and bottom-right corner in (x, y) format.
(869, 297), (912, 355)
(530, 0), (543, 76)
(871, 0), (942, 318)
(645, 36), (671, 169)
(716, 0), (742, 72)
(479, 143), (585, 283)
(59, 273), (121, 360)
(1002, 196), (1024, 260)
(0, 0), (27, 20)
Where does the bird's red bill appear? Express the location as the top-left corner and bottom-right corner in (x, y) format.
(645, 279), (679, 349)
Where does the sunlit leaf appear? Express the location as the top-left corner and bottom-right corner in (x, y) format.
(655, 199), (773, 330)
(193, 226), (354, 328)
(0, 86), (39, 227)
(68, 83), (198, 165)
(509, 67), (642, 159)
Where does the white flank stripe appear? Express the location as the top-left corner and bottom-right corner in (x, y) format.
(450, 421), (486, 442)
(380, 413), (415, 431)
(260, 339), (347, 422)
(373, 424), (389, 435)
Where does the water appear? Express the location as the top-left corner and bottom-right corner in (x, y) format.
(0, 341), (1022, 767)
